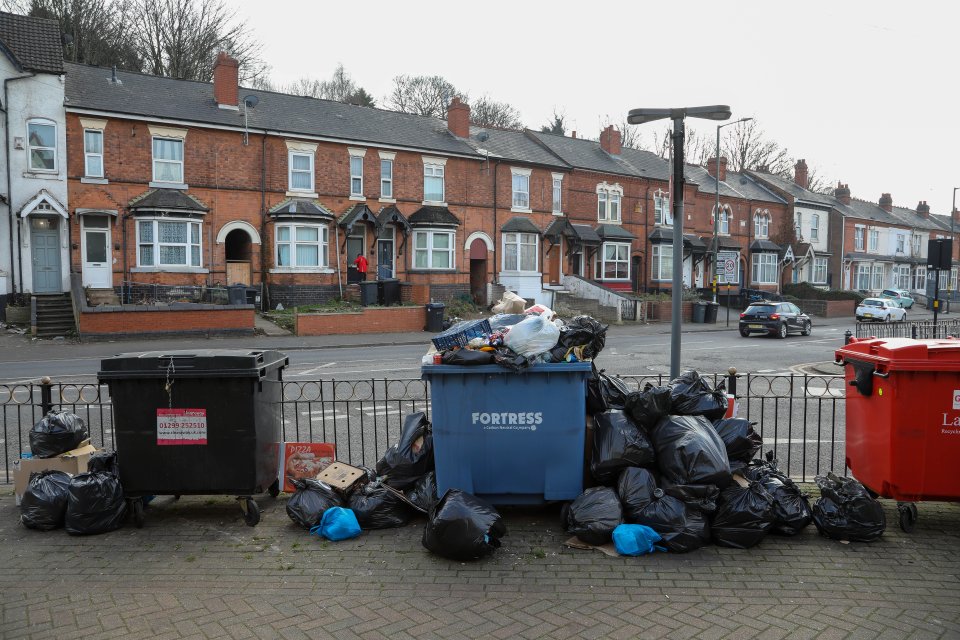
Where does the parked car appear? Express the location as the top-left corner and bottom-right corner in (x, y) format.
(739, 302), (812, 338)
(856, 297), (908, 322)
(879, 288), (915, 309)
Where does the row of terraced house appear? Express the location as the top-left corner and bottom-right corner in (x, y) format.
(2, 11), (958, 330)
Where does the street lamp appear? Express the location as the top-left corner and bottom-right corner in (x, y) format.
(713, 117), (753, 303)
(628, 105), (731, 379)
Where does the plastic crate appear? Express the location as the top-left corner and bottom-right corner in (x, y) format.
(431, 318), (492, 350)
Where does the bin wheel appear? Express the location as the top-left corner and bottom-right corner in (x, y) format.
(131, 499), (145, 529)
(268, 480), (280, 498)
(897, 502), (917, 533)
(240, 497), (260, 527)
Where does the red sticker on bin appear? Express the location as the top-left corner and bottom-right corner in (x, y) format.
(157, 408), (208, 445)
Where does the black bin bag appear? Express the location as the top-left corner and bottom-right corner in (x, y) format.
(441, 349), (494, 366)
(652, 415), (732, 488)
(711, 482), (775, 549)
(668, 371), (728, 421)
(587, 367), (630, 415)
(376, 412), (434, 490)
(557, 315), (608, 360)
(405, 471), (438, 513)
(65, 470), (126, 536)
(661, 482), (720, 517)
(711, 418), (763, 464)
(624, 384), (672, 429)
(591, 410), (656, 484)
(562, 487), (623, 545)
(812, 473), (886, 542)
(633, 488), (710, 553)
(348, 480), (415, 529)
(20, 470), (72, 531)
(617, 467), (659, 523)
(422, 489), (506, 561)
(29, 411), (89, 459)
(286, 478), (343, 530)
(742, 453), (811, 536)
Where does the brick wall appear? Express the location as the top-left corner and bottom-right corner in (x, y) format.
(796, 299), (855, 317)
(647, 300), (693, 322)
(267, 284), (342, 309)
(296, 306), (426, 335)
(428, 283), (470, 304)
(78, 306), (254, 340)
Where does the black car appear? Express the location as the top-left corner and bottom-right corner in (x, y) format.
(739, 302), (812, 338)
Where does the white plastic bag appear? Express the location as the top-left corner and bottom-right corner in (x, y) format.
(503, 314), (561, 358)
(524, 304), (557, 321)
(492, 290), (525, 314)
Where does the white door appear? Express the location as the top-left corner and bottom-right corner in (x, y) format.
(683, 256), (693, 287)
(81, 215), (112, 288)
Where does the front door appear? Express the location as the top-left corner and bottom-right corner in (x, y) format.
(546, 242), (560, 284)
(377, 228), (395, 279)
(346, 232), (365, 283)
(81, 215), (112, 288)
(30, 217), (61, 293)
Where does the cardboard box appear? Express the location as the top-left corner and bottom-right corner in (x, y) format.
(13, 441), (98, 503)
(317, 462), (365, 492)
(279, 442), (335, 493)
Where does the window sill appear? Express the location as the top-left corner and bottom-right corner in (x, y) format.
(499, 271), (542, 277)
(422, 201), (448, 207)
(510, 206), (532, 214)
(269, 268), (334, 274)
(149, 181), (188, 190)
(349, 195), (366, 202)
(131, 267), (208, 274)
(81, 177), (108, 184)
(599, 220), (622, 225)
(408, 269), (456, 274)
(379, 197), (396, 204)
(552, 211), (564, 216)
(23, 171), (60, 180)
(286, 190), (318, 198)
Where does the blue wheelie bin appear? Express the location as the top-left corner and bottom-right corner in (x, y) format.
(421, 362), (592, 504)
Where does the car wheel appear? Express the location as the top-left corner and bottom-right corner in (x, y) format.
(801, 320), (812, 336)
(777, 322), (788, 339)
(739, 327), (750, 338)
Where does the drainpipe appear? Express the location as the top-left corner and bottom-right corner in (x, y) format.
(259, 133), (268, 306)
(121, 208), (128, 301)
(4, 72), (35, 296)
(643, 185), (651, 293)
(492, 160), (501, 284)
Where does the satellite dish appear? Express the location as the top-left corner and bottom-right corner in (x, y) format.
(243, 95), (259, 108)
(477, 131), (489, 142)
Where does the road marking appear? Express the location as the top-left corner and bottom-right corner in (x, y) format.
(291, 362), (337, 376)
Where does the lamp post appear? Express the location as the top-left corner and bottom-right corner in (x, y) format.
(713, 117), (753, 303)
(628, 105), (731, 379)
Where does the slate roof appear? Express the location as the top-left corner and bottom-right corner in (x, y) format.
(648, 227), (707, 249)
(595, 224), (635, 240)
(746, 171), (836, 207)
(501, 216), (541, 234)
(0, 12), (62, 74)
(129, 189), (208, 212)
(64, 62), (482, 158)
(377, 205), (411, 233)
(685, 165), (746, 199)
(338, 203), (379, 231)
(463, 126), (568, 168)
(544, 217), (577, 240)
(888, 205), (945, 232)
(268, 198), (334, 218)
(528, 131), (667, 179)
(409, 206), (459, 226)
(840, 198), (903, 225)
(570, 224), (601, 244)
(750, 239), (783, 252)
(717, 237), (742, 250)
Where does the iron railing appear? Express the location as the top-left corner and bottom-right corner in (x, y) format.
(854, 319), (960, 340)
(119, 281), (233, 306)
(1, 370), (847, 485)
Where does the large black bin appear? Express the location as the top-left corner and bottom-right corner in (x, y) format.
(425, 303), (445, 332)
(97, 349), (288, 526)
(359, 281), (379, 306)
(380, 278), (400, 306)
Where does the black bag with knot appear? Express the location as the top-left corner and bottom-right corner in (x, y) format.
(742, 453), (812, 536)
(29, 411), (89, 459)
(711, 482), (776, 549)
(422, 489), (507, 561)
(404, 471), (438, 513)
(812, 473), (886, 542)
(711, 418), (763, 464)
(661, 481), (720, 517)
(586, 366), (630, 415)
(616, 467), (659, 523)
(376, 412), (434, 490)
(624, 384), (672, 429)
(632, 487), (710, 553)
(348, 479), (415, 529)
(557, 315), (608, 360)
(286, 478), (343, 530)
(20, 470), (72, 531)
(562, 486), (623, 545)
(668, 371), (728, 421)
(652, 415), (732, 488)
(591, 410), (656, 484)
(64, 470), (126, 536)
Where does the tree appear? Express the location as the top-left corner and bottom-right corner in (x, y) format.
(647, 125), (711, 163)
(540, 110), (566, 135)
(470, 95), (522, 129)
(722, 119), (791, 175)
(386, 74), (462, 118)
(283, 64), (375, 106)
(343, 87), (376, 107)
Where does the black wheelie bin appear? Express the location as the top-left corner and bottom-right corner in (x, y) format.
(98, 349), (288, 527)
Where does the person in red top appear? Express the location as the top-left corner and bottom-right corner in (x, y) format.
(354, 252), (368, 280)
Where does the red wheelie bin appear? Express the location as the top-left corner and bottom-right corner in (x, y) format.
(835, 337), (960, 531)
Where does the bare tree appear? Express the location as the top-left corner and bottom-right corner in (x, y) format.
(470, 95), (522, 129)
(282, 64), (374, 105)
(540, 110), (566, 135)
(386, 74), (462, 118)
(646, 124), (711, 163)
(343, 87), (375, 107)
(804, 164), (832, 194)
(723, 119), (791, 174)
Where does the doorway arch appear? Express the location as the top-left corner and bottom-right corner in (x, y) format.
(225, 229), (253, 285)
(469, 237), (489, 306)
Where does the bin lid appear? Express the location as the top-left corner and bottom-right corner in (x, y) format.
(98, 349), (289, 380)
(422, 361), (592, 377)
(835, 338), (960, 372)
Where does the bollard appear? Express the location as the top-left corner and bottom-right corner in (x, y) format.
(39, 376), (53, 415)
(844, 330), (852, 345)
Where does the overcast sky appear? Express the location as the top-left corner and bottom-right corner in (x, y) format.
(236, 0), (960, 216)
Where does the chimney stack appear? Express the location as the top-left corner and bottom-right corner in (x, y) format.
(953, 205), (960, 226)
(213, 51), (239, 108)
(834, 182), (851, 205)
(446, 97), (470, 138)
(571, 130), (577, 139)
(599, 125), (622, 155)
(917, 201), (931, 218)
(707, 157), (728, 183)
(794, 159), (808, 189)
(879, 193), (893, 212)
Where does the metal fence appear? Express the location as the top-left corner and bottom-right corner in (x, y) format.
(119, 281), (233, 306)
(854, 319), (960, 340)
(0, 370), (847, 486)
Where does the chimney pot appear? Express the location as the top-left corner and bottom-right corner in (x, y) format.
(917, 200), (931, 218)
(571, 130), (577, 139)
(213, 51), (239, 107)
(600, 125), (622, 155)
(446, 97), (470, 138)
(834, 182), (851, 205)
(879, 193), (893, 212)
(794, 159), (808, 189)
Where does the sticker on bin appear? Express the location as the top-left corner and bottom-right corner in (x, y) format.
(156, 408), (208, 445)
(953, 390), (960, 410)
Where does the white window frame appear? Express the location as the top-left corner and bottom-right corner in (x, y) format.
(136, 217), (202, 268)
(502, 232), (538, 273)
(751, 252), (777, 284)
(288, 150), (315, 193)
(379, 151), (395, 201)
(652, 244), (673, 281)
(27, 118), (57, 172)
(896, 234), (905, 253)
(868, 229), (879, 252)
(813, 257), (828, 284)
(596, 182), (623, 223)
(855, 226), (865, 251)
(914, 266), (926, 291)
(412, 228), (455, 270)
(422, 156), (447, 204)
(600, 242), (630, 281)
(896, 265), (911, 290)
(83, 128), (104, 178)
(952, 267), (959, 291)
(551, 173), (563, 215)
(152, 136), (184, 184)
(810, 214), (819, 241)
(349, 147), (366, 199)
(856, 264), (870, 290)
(795, 212), (803, 240)
(511, 167), (532, 212)
(597, 190), (608, 221)
(274, 223), (329, 270)
(654, 190), (671, 226)
(912, 235), (922, 256)
(754, 211), (770, 239)
(871, 264), (884, 290)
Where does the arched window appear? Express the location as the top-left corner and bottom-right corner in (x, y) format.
(711, 204), (731, 234)
(754, 209), (770, 238)
(653, 189), (671, 225)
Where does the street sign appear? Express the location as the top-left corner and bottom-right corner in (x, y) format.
(717, 250), (739, 284)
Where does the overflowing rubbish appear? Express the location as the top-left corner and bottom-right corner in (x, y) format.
(348, 479), (416, 529)
(586, 367), (630, 415)
(616, 467), (659, 522)
(19, 470), (72, 530)
(652, 415), (732, 488)
(562, 486), (623, 545)
(812, 473), (886, 542)
(629, 487), (710, 553)
(557, 316), (608, 360)
(491, 290), (526, 314)
(422, 489), (507, 560)
(310, 507), (362, 541)
(29, 412), (89, 459)
(503, 314), (561, 358)
(64, 454), (126, 536)
(375, 412), (434, 490)
(710, 482), (776, 548)
(286, 478), (342, 530)
(668, 371), (728, 421)
(624, 384), (672, 429)
(712, 418), (764, 465)
(612, 523), (667, 556)
(742, 453), (811, 536)
(591, 411), (656, 484)
(404, 471), (438, 513)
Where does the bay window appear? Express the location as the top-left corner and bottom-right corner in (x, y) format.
(601, 242), (629, 280)
(913, 267), (926, 291)
(855, 264), (870, 290)
(652, 244), (673, 281)
(275, 223), (328, 269)
(503, 232), (538, 272)
(27, 119), (57, 171)
(152, 137), (183, 183)
(813, 257), (828, 284)
(895, 265), (911, 289)
(872, 264), (884, 290)
(751, 253), (777, 284)
(137, 218), (201, 268)
(413, 229), (454, 269)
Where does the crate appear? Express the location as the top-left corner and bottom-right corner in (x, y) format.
(431, 318), (492, 350)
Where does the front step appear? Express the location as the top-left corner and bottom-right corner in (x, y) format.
(33, 293), (76, 337)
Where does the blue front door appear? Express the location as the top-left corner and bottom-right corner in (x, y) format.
(30, 217), (61, 293)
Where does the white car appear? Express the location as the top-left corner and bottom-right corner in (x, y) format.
(856, 297), (907, 322)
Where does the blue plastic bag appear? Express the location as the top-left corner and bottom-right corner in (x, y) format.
(310, 507), (361, 541)
(612, 523), (667, 556)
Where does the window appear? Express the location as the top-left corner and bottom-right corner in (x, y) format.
(380, 158), (393, 199)
(813, 257), (828, 284)
(597, 190), (607, 220)
(939, 269), (949, 290)
(896, 234), (905, 253)
(288, 151), (314, 192)
(654, 191), (671, 225)
(511, 169), (531, 210)
(503, 232), (537, 272)
(912, 235), (922, 256)
(751, 253), (777, 284)
(413, 229), (454, 269)
(275, 224), (328, 269)
(952, 267), (958, 291)
(83, 129), (103, 177)
(350, 155), (364, 197)
(137, 219), (201, 267)
(597, 183), (622, 222)
(152, 137), (183, 183)
(423, 162), (445, 203)
(719, 209), (729, 235)
(855, 264), (870, 290)
(795, 212), (802, 239)
(601, 242), (629, 280)
(872, 264), (884, 290)
(868, 229), (879, 252)
(810, 214), (819, 241)
(754, 212), (770, 238)
(855, 227), (865, 251)
(27, 120), (57, 171)
(896, 265), (911, 289)
(552, 174), (563, 214)
(914, 267), (926, 291)
(652, 244), (673, 281)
